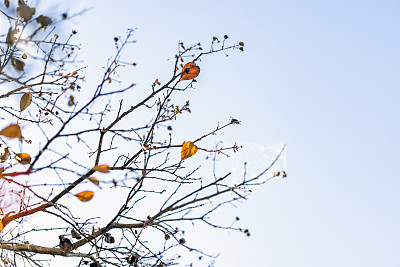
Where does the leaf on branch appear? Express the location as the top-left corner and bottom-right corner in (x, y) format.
(0, 124), (22, 140)
(17, 0), (36, 22)
(68, 95), (75, 106)
(20, 93), (32, 111)
(36, 15), (52, 30)
(88, 176), (100, 187)
(180, 62), (200, 81)
(6, 27), (19, 47)
(181, 141), (198, 161)
(75, 191), (94, 202)
(0, 147), (10, 163)
(93, 164), (110, 173)
(15, 153), (31, 165)
(4, 0), (9, 8)
(11, 57), (25, 71)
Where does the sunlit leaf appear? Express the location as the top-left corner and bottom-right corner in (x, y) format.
(74, 191), (94, 202)
(0, 124), (22, 140)
(17, 0), (36, 22)
(181, 141), (198, 161)
(11, 57), (25, 71)
(180, 62), (200, 81)
(20, 93), (32, 111)
(0, 147), (10, 163)
(15, 153), (31, 165)
(88, 176), (100, 187)
(36, 15), (52, 30)
(93, 164), (110, 173)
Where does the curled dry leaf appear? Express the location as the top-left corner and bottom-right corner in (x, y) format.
(68, 95), (75, 106)
(93, 164), (110, 173)
(36, 15), (52, 30)
(181, 141), (198, 161)
(17, 0), (36, 22)
(11, 57), (25, 71)
(180, 62), (200, 81)
(88, 176), (100, 187)
(4, 0), (9, 8)
(20, 93), (32, 111)
(0, 124), (22, 140)
(15, 153), (31, 165)
(0, 147), (10, 163)
(74, 191), (94, 202)
(6, 27), (19, 47)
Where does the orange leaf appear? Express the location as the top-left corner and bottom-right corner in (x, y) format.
(74, 191), (94, 202)
(180, 62), (200, 81)
(106, 77), (111, 83)
(93, 164), (110, 173)
(0, 124), (22, 140)
(20, 93), (32, 111)
(181, 141), (198, 161)
(88, 176), (100, 187)
(72, 71), (77, 76)
(15, 153), (31, 165)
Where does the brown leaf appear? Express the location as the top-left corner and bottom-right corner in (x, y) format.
(36, 15), (52, 30)
(11, 57), (25, 71)
(93, 164), (110, 173)
(181, 141), (198, 161)
(15, 153), (31, 165)
(0, 124), (22, 140)
(6, 27), (19, 47)
(4, 0), (9, 8)
(180, 62), (200, 81)
(20, 93), (32, 111)
(75, 191), (94, 202)
(68, 95), (74, 106)
(88, 176), (100, 187)
(0, 147), (10, 163)
(17, 0), (36, 22)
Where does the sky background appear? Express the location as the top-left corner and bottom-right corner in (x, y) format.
(8, 0), (400, 266)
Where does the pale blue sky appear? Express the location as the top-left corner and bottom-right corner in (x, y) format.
(32, 0), (400, 266)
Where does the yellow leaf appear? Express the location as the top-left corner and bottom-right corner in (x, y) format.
(0, 124), (22, 140)
(180, 62), (200, 81)
(88, 176), (100, 187)
(15, 153), (31, 165)
(181, 141), (198, 161)
(75, 191), (94, 202)
(20, 93), (32, 111)
(93, 164), (110, 173)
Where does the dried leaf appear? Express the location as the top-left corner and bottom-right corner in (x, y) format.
(180, 62), (200, 81)
(4, 0), (9, 8)
(36, 15), (52, 30)
(15, 153), (31, 165)
(0, 147), (10, 163)
(75, 191), (94, 202)
(88, 176), (100, 186)
(17, 0), (36, 22)
(71, 229), (81, 239)
(0, 124), (22, 140)
(6, 27), (19, 47)
(68, 95), (74, 106)
(181, 141), (198, 161)
(11, 57), (25, 71)
(93, 164), (110, 173)
(20, 93), (32, 111)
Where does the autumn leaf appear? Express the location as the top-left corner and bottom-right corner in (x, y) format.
(0, 124), (22, 140)
(15, 153), (31, 165)
(180, 62), (200, 81)
(17, 0), (36, 22)
(4, 0), (9, 8)
(36, 15), (52, 30)
(0, 147), (10, 163)
(6, 27), (19, 47)
(181, 141), (198, 161)
(88, 176), (100, 187)
(11, 57), (25, 71)
(93, 164), (110, 173)
(20, 93), (32, 111)
(74, 191), (94, 202)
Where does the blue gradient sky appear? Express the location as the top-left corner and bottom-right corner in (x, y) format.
(62, 0), (400, 266)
